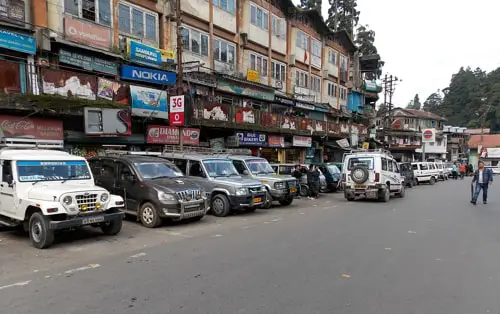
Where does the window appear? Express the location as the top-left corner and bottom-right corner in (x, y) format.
(271, 61), (286, 82)
(381, 158), (388, 171)
(181, 26), (209, 56)
(295, 69), (308, 88)
(340, 87), (347, 100)
(347, 157), (374, 170)
(64, 0), (111, 26)
(271, 15), (286, 38)
(296, 30), (308, 50)
(388, 160), (394, 172)
(213, 38), (236, 65)
(249, 52), (268, 76)
(118, 2), (158, 42)
(213, 0), (235, 13)
(312, 40), (321, 58)
(172, 159), (187, 173)
(327, 82), (337, 97)
(340, 55), (347, 70)
(250, 3), (269, 30)
(232, 160), (247, 174)
(420, 164), (428, 170)
(328, 50), (337, 65)
(188, 161), (205, 177)
(1, 160), (12, 182)
(311, 76), (321, 93)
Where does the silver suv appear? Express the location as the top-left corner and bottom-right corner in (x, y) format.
(227, 156), (298, 207)
(159, 153), (266, 217)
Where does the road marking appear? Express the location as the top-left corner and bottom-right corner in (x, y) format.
(64, 264), (100, 274)
(129, 253), (147, 258)
(384, 248), (392, 251)
(271, 218), (283, 222)
(436, 258), (443, 261)
(332, 205), (338, 208)
(300, 212), (305, 215)
(211, 234), (223, 237)
(408, 231), (417, 234)
(341, 274), (351, 278)
(168, 232), (192, 238)
(0, 280), (31, 291)
(263, 221), (270, 224)
(242, 225), (255, 229)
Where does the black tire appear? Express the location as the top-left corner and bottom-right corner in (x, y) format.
(210, 194), (231, 217)
(398, 186), (405, 198)
(29, 212), (55, 249)
(139, 202), (162, 228)
(379, 188), (390, 202)
(101, 219), (122, 235)
(429, 177), (436, 185)
(344, 191), (355, 201)
(299, 185), (309, 197)
(350, 167), (369, 184)
(279, 196), (294, 206)
(407, 181), (413, 188)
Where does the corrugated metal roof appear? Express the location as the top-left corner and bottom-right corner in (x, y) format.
(468, 134), (500, 148)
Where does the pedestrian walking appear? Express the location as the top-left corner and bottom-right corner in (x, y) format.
(292, 164), (303, 199)
(452, 163), (458, 179)
(459, 163), (466, 179)
(467, 163), (473, 176)
(471, 160), (493, 205)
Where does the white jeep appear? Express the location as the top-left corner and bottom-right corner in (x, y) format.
(0, 138), (125, 249)
(342, 149), (405, 202)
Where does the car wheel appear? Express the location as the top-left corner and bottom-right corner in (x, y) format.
(211, 194), (231, 217)
(299, 185), (309, 197)
(379, 188), (390, 202)
(344, 190), (355, 201)
(429, 177), (436, 185)
(350, 167), (369, 184)
(407, 181), (413, 188)
(279, 196), (294, 206)
(29, 212), (55, 249)
(139, 202), (162, 228)
(101, 219), (123, 235)
(398, 185), (405, 198)
(263, 190), (273, 209)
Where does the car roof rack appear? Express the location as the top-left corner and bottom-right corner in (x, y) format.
(341, 148), (393, 162)
(161, 145), (252, 157)
(0, 137), (64, 150)
(103, 149), (162, 156)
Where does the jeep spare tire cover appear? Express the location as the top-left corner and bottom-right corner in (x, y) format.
(350, 166), (369, 184)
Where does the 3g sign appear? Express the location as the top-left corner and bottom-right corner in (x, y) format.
(169, 95), (184, 126)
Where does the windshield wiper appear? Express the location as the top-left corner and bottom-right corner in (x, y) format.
(61, 176), (77, 183)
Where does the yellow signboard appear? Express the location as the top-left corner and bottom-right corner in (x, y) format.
(362, 142), (370, 149)
(246, 69), (259, 82)
(161, 50), (175, 62)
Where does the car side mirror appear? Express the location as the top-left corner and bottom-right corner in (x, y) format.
(124, 174), (136, 182)
(243, 170), (249, 175)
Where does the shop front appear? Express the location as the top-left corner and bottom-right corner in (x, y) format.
(263, 135), (285, 163)
(286, 136), (312, 164)
(234, 132), (266, 157)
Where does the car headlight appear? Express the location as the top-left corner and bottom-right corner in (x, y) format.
(274, 182), (285, 189)
(62, 195), (72, 205)
(235, 187), (248, 196)
(100, 193), (109, 202)
(158, 191), (177, 201)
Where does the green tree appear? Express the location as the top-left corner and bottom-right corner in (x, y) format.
(422, 91), (443, 112)
(326, 0), (360, 38)
(412, 94), (421, 110)
(299, 0), (322, 12)
(354, 24), (384, 78)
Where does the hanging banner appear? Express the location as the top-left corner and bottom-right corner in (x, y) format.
(146, 125), (200, 145)
(292, 136), (312, 147)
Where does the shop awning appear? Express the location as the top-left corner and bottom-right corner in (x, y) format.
(324, 141), (351, 150)
(65, 131), (145, 145)
(52, 37), (124, 59)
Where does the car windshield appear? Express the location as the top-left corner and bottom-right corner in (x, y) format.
(203, 159), (239, 177)
(246, 159), (276, 174)
(17, 160), (92, 182)
(134, 162), (184, 179)
(347, 157), (374, 170)
(327, 165), (341, 174)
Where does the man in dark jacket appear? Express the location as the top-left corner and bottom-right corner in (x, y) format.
(307, 165), (320, 199)
(471, 160), (493, 205)
(292, 164), (303, 199)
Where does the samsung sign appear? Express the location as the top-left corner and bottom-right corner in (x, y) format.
(121, 65), (177, 85)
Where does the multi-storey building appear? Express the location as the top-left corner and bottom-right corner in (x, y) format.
(0, 0), (379, 163)
(443, 126), (468, 162)
(375, 108), (446, 161)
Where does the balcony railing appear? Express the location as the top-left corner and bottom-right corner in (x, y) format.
(191, 102), (368, 137)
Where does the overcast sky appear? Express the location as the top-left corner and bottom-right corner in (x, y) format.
(292, 0), (500, 108)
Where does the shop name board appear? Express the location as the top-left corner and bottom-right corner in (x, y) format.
(236, 132), (266, 146)
(0, 28), (35, 54)
(295, 101), (315, 110)
(64, 16), (111, 50)
(121, 65), (176, 85)
(0, 115), (63, 140)
(59, 49), (117, 75)
(127, 39), (175, 66)
(0, 0), (25, 23)
(275, 95), (295, 106)
(147, 125), (200, 145)
(292, 136), (312, 147)
(268, 135), (284, 148)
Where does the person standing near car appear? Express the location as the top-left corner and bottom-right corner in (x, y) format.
(307, 165), (318, 199)
(459, 163), (466, 179)
(292, 164), (303, 199)
(471, 160), (493, 205)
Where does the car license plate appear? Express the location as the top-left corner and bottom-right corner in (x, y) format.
(253, 197), (262, 203)
(290, 187), (297, 193)
(82, 216), (105, 225)
(355, 185), (366, 189)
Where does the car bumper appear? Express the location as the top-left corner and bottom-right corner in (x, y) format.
(229, 192), (266, 208)
(345, 185), (384, 198)
(269, 188), (298, 201)
(49, 211), (125, 230)
(160, 199), (209, 220)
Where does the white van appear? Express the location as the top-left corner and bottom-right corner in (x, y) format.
(411, 162), (439, 185)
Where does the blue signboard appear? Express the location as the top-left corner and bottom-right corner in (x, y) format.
(0, 29), (36, 54)
(121, 65), (177, 85)
(236, 132), (266, 146)
(129, 85), (168, 119)
(128, 40), (162, 66)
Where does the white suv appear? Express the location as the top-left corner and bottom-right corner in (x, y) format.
(411, 162), (439, 185)
(0, 138), (125, 249)
(343, 150), (405, 202)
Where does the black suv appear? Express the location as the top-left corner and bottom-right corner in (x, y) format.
(88, 154), (208, 228)
(398, 162), (417, 188)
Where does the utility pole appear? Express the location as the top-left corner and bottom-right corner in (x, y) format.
(175, 0), (184, 150)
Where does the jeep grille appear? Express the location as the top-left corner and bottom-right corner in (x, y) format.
(248, 186), (262, 193)
(287, 180), (296, 188)
(76, 193), (98, 212)
(176, 190), (202, 201)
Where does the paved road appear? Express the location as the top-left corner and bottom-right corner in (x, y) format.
(2, 179), (500, 314)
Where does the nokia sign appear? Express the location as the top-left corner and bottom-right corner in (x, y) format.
(121, 65), (177, 85)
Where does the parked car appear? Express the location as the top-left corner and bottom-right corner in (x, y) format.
(89, 153), (209, 228)
(411, 162), (439, 185)
(160, 152), (267, 217)
(398, 162), (417, 188)
(270, 163), (326, 196)
(343, 149), (405, 202)
(434, 162), (448, 181)
(0, 138), (125, 249)
(485, 165), (500, 175)
(309, 162), (341, 192)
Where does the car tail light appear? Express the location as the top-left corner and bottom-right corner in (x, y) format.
(374, 172), (380, 182)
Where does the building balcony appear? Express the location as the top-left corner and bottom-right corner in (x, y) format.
(191, 102), (368, 137)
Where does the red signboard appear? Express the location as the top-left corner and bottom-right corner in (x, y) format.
(268, 135), (284, 148)
(0, 115), (63, 140)
(169, 95), (185, 126)
(147, 125), (200, 145)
